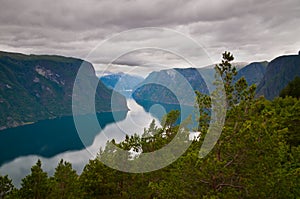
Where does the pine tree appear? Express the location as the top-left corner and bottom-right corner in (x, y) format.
(0, 175), (14, 199)
(49, 159), (80, 198)
(19, 159), (50, 199)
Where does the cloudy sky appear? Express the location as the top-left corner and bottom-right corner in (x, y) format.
(0, 0), (299, 76)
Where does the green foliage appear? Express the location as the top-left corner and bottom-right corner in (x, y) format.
(192, 51), (300, 198)
(279, 76), (300, 99)
(19, 159), (50, 199)
(79, 159), (120, 198)
(194, 98), (290, 198)
(49, 160), (80, 199)
(161, 109), (180, 130)
(0, 175), (14, 198)
(215, 51), (236, 108)
(272, 97), (300, 147)
(195, 91), (211, 132)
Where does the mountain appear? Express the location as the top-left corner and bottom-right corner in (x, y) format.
(279, 76), (300, 99)
(234, 61), (268, 86)
(0, 51), (128, 130)
(132, 68), (209, 105)
(202, 62), (248, 70)
(100, 72), (144, 98)
(256, 54), (300, 100)
(132, 62), (271, 105)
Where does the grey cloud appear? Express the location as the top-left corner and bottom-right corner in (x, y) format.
(0, 0), (299, 76)
(1, 0), (283, 30)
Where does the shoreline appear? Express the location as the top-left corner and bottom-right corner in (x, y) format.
(0, 108), (130, 132)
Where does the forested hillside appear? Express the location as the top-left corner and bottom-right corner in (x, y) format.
(0, 51), (128, 130)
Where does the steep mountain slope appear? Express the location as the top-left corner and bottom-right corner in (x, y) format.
(234, 61), (268, 86)
(100, 72), (144, 97)
(256, 54), (300, 100)
(132, 62), (249, 105)
(279, 76), (300, 98)
(0, 51), (128, 130)
(132, 68), (209, 105)
(132, 60), (278, 105)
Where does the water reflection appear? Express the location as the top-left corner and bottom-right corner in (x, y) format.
(135, 99), (198, 128)
(0, 99), (198, 187)
(0, 99), (159, 187)
(0, 111), (128, 166)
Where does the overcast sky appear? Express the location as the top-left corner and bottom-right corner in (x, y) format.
(0, 0), (299, 76)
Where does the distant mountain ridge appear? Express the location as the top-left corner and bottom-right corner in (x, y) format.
(100, 72), (144, 98)
(133, 53), (300, 105)
(0, 51), (128, 130)
(132, 68), (209, 105)
(132, 61), (272, 105)
(256, 54), (300, 100)
(234, 61), (268, 86)
(132, 63), (252, 105)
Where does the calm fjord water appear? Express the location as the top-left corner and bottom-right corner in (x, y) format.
(0, 99), (196, 187)
(0, 100), (160, 186)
